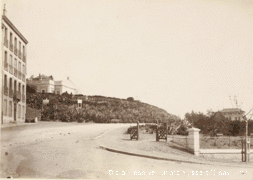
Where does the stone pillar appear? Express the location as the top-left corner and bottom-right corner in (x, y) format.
(187, 128), (200, 156)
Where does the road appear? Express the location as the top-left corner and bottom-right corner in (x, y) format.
(1, 122), (252, 179)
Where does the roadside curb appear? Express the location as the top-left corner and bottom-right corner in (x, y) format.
(99, 145), (253, 168)
(1, 122), (38, 129)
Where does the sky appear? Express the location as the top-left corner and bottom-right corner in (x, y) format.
(2, 0), (253, 118)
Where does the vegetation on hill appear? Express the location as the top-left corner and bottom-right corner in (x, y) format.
(26, 92), (181, 125)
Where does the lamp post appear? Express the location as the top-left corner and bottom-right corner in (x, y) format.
(243, 115), (250, 162)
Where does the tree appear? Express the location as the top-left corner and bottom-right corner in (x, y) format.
(127, 97), (134, 101)
(26, 84), (37, 93)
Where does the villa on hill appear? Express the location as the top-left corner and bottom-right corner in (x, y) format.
(220, 108), (245, 121)
(27, 74), (77, 95)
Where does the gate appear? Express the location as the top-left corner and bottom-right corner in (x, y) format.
(156, 122), (168, 141)
(130, 121), (139, 140)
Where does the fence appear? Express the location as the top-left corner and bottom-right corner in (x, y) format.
(170, 134), (189, 149)
(200, 135), (253, 149)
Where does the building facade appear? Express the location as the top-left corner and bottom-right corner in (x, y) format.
(220, 108), (245, 121)
(2, 11), (28, 124)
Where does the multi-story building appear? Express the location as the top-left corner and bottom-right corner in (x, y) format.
(27, 75), (77, 95)
(220, 108), (245, 121)
(1, 9), (28, 124)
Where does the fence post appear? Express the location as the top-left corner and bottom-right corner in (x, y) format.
(242, 139), (244, 162)
(137, 121), (139, 140)
(156, 123), (158, 141)
(229, 136), (231, 148)
(246, 137), (250, 162)
(187, 128), (200, 156)
(166, 122), (168, 142)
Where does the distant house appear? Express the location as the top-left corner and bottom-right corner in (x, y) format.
(54, 77), (77, 95)
(220, 108), (245, 121)
(27, 74), (55, 93)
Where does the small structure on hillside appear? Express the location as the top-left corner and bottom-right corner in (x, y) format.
(110, 119), (121, 123)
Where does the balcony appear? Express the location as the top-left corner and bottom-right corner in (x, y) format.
(14, 47), (18, 56)
(18, 71), (21, 79)
(4, 61), (8, 71)
(4, 37), (8, 48)
(9, 64), (13, 74)
(22, 94), (25, 102)
(4, 86), (8, 96)
(14, 68), (17, 77)
(10, 43), (14, 52)
(23, 55), (26, 63)
(9, 88), (13, 98)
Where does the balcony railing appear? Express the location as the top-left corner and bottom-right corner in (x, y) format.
(9, 64), (13, 74)
(4, 37), (8, 48)
(18, 71), (21, 79)
(4, 61), (8, 71)
(14, 68), (17, 77)
(9, 88), (13, 98)
(14, 47), (18, 56)
(10, 43), (14, 52)
(22, 94), (25, 102)
(4, 86), (8, 96)
(23, 55), (26, 63)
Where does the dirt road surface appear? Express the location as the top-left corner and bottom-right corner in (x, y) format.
(1, 122), (252, 179)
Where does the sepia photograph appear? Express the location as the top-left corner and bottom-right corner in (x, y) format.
(1, 0), (253, 179)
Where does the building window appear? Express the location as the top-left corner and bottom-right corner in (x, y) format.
(18, 104), (21, 118)
(14, 58), (17, 69)
(4, 27), (8, 37)
(57, 91), (60, 94)
(3, 100), (7, 116)
(19, 41), (21, 51)
(4, 75), (7, 87)
(9, 101), (12, 117)
(14, 80), (17, 92)
(22, 105), (25, 119)
(18, 62), (21, 72)
(23, 64), (25, 74)
(9, 55), (12, 65)
(14, 37), (17, 47)
(23, 45), (25, 55)
(9, 78), (12, 90)
(5, 51), (7, 62)
(42, 90), (45, 93)
(10, 32), (13, 44)
(18, 83), (21, 92)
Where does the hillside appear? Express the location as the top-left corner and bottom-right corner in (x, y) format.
(26, 92), (179, 123)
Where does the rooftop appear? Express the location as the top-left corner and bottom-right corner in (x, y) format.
(2, 15), (28, 44)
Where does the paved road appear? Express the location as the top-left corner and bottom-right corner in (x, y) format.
(1, 122), (252, 179)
